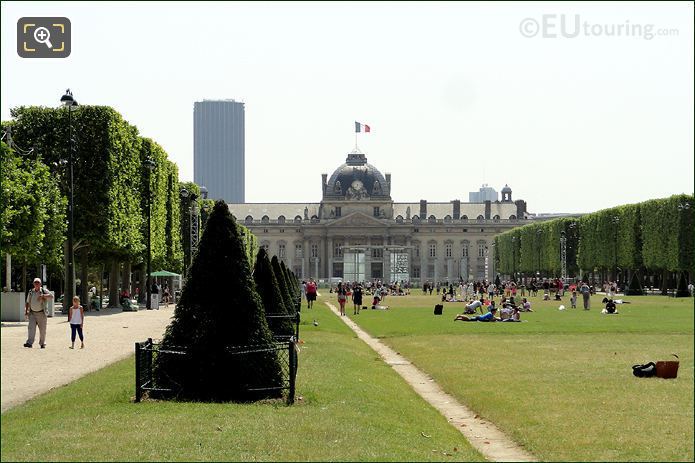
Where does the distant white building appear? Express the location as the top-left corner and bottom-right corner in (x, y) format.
(228, 149), (530, 283)
(469, 184), (499, 203)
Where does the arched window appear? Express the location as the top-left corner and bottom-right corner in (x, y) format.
(294, 215), (302, 224)
(310, 215), (319, 224)
(278, 215), (286, 224)
(396, 215), (404, 224)
(509, 215), (517, 220)
(412, 215), (421, 224)
(476, 215), (484, 222)
(493, 215), (500, 222)
(461, 215), (468, 221)
(245, 215), (253, 225)
(428, 215), (436, 224)
(444, 215), (452, 224)
(261, 215), (270, 224)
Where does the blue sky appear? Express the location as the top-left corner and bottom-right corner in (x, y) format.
(2, 1), (693, 213)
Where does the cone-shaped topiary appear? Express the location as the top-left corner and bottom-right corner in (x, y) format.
(625, 272), (644, 296)
(676, 272), (689, 297)
(280, 260), (297, 300)
(272, 255), (295, 315)
(254, 248), (294, 337)
(154, 200), (282, 401)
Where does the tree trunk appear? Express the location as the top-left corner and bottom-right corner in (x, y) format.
(107, 259), (122, 308)
(80, 247), (89, 306)
(123, 261), (132, 296)
(5, 253), (11, 291)
(660, 269), (669, 295)
(21, 260), (27, 293)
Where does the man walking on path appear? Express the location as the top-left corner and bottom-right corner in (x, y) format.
(24, 278), (53, 348)
(580, 281), (591, 310)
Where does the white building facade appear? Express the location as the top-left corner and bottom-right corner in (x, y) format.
(228, 150), (529, 284)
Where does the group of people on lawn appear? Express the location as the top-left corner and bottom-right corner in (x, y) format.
(453, 295), (533, 322)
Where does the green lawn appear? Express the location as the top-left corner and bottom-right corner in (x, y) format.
(342, 292), (694, 461)
(1, 303), (483, 462)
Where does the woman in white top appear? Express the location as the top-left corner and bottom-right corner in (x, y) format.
(68, 296), (85, 349)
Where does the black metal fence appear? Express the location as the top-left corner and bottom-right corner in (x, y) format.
(266, 311), (301, 341)
(135, 337), (298, 405)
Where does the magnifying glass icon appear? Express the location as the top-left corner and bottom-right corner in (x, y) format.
(33, 27), (53, 49)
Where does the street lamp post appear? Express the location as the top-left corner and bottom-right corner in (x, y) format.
(560, 231), (567, 281)
(536, 228), (542, 277)
(511, 236), (517, 282)
(612, 216), (619, 284)
(60, 89), (78, 305)
(144, 158), (156, 309)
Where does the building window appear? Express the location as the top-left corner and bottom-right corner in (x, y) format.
(445, 243), (452, 257)
(461, 245), (469, 258)
(280, 229), (285, 233)
(413, 228), (419, 233)
(278, 215), (286, 224)
(493, 215), (500, 222)
(261, 215), (270, 224)
(427, 264), (435, 278)
(414, 245), (420, 258)
(429, 243), (436, 258)
(295, 244), (303, 258)
(334, 242), (343, 257)
(261, 242), (270, 253)
(477, 215), (484, 222)
(294, 216), (302, 224)
(245, 215), (253, 225)
(263, 229), (269, 233)
(335, 207), (341, 217)
(372, 247), (383, 258)
(373, 206), (380, 217)
(279, 244), (286, 258)
(428, 215), (436, 224)
(396, 215), (404, 224)
(478, 244), (486, 257)
(311, 243), (319, 258)
(412, 267), (421, 278)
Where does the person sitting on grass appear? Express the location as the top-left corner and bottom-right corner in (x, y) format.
(602, 299), (619, 314)
(520, 297), (533, 312)
(543, 292), (551, 301)
(463, 297), (484, 314)
(501, 306), (521, 322)
(454, 306), (499, 322)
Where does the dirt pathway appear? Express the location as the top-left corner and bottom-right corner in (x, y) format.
(1, 306), (174, 413)
(324, 301), (536, 462)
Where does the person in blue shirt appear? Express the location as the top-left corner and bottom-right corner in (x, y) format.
(454, 305), (498, 321)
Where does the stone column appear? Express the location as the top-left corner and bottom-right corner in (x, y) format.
(365, 236), (372, 281)
(383, 235), (391, 283)
(303, 238), (309, 279)
(327, 236), (334, 281)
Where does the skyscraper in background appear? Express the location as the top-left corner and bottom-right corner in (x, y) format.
(194, 100), (245, 202)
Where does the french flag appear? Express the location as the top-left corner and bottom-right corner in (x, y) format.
(355, 121), (371, 133)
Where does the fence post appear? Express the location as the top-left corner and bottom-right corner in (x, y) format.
(135, 341), (142, 403)
(288, 340), (296, 405)
(295, 311), (300, 341)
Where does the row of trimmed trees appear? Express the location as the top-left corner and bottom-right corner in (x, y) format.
(156, 201), (300, 401)
(1, 105), (206, 307)
(494, 194), (694, 294)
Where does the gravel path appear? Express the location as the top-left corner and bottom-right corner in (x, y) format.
(324, 300), (537, 462)
(1, 306), (174, 413)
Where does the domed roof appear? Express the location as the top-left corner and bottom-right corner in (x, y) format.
(501, 184), (512, 193)
(324, 150), (390, 200)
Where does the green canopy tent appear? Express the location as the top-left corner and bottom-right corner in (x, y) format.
(149, 270), (181, 277)
(148, 270), (182, 306)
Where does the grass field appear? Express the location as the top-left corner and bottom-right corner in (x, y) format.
(0, 303), (483, 462)
(341, 292), (694, 461)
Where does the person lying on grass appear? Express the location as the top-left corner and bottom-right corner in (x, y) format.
(454, 305), (499, 321)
